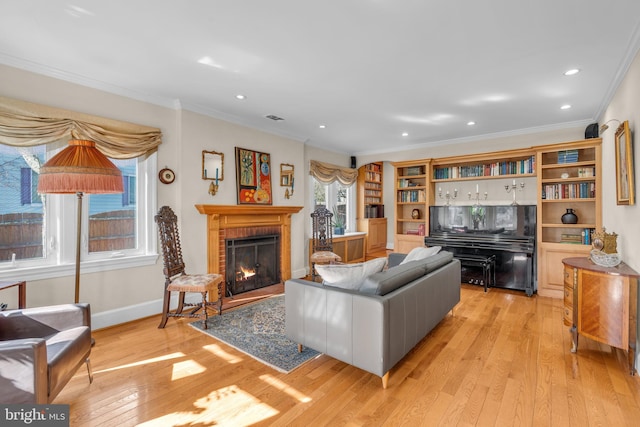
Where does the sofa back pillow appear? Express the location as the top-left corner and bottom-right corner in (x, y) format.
(316, 257), (388, 290)
(400, 245), (441, 264)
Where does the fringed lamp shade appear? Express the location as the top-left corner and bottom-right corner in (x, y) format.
(37, 139), (123, 194)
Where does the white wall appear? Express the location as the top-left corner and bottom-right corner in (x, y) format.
(599, 50), (640, 371)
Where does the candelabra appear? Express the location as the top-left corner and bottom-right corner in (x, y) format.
(468, 189), (488, 205)
(504, 180), (524, 205)
(438, 187), (457, 205)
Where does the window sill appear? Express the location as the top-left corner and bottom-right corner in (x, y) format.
(0, 254), (160, 282)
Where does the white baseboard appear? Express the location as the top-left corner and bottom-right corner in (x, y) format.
(92, 299), (162, 330)
(291, 267), (307, 279)
(91, 294), (185, 330)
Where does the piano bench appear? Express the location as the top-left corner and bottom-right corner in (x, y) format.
(455, 254), (496, 292)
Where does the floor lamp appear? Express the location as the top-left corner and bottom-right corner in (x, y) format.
(37, 139), (124, 303)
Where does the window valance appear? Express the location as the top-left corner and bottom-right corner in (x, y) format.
(0, 96), (162, 159)
(309, 160), (358, 186)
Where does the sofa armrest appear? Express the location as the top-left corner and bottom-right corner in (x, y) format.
(0, 338), (48, 404)
(387, 253), (407, 268)
(1, 304), (90, 339)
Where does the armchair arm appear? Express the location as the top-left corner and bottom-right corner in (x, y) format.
(0, 338), (48, 404)
(9, 303), (90, 332)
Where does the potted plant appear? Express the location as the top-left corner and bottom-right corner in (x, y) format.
(332, 206), (345, 235)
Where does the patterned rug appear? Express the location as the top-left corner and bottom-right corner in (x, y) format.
(190, 295), (320, 373)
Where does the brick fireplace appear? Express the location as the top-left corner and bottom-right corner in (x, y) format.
(195, 205), (303, 297)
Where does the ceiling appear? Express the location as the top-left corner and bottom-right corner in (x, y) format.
(1, 1), (640, 156)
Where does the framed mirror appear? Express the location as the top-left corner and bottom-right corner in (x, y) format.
(202, 150), (224, 182)
(280, 163), (294, 187)
(615, 120), (635, 205)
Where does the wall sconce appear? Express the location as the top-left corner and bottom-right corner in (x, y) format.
(600, 119), (620, 134)
(280, 163), (294, 199)
(202, 150), (223, 196)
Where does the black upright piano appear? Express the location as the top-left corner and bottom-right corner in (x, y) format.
(424, 205), (537, 296)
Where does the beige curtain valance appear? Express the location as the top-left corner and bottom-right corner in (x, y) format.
(0, 96), (162, 159)
(309, 160), (358, 186)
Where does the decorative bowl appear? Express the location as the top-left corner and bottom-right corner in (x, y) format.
(590, 250), (622, 267)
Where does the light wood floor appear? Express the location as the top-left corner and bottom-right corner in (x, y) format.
(56, 284), (640, 426)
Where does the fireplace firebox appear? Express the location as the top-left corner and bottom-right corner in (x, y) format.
(225, 234), (281, 296)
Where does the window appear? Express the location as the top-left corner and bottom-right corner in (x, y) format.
(312, 178), (355, 232)
(0, 141), (157, 281)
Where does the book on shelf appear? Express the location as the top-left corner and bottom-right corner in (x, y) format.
(433, 155), (536, 179)
(558, 149), (579, 164)
(406, 229), (420, 235)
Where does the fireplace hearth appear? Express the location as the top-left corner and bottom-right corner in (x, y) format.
(226, 234), (281, 296)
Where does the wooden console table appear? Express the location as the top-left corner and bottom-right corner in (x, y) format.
(0, 280), (26, 309)
(562, 257), (638, 375)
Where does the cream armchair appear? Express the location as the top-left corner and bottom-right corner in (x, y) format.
(0, 303), (93, 403)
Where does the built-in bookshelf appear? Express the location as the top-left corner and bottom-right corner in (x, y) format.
(535, 138), (602, 298)
(357, 162), (387, 254)
(392, 159), (431, 253)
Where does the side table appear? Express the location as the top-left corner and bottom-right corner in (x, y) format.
(0, 280), (27, 309)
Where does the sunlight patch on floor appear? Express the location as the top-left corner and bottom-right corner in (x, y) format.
(94, 352), (185, 374)
(136, 385), (278, 426)
(260, 374), (312, 403)
(203, 343), (243, 363)
(171, 359), (206, 381)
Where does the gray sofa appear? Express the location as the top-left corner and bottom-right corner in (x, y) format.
(285, 251), (461, 388)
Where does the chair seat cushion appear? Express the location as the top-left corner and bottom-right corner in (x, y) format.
(168, 274), (222, 293)
(310, 251), (342, 263)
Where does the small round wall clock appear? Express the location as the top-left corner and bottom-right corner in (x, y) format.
(159, 167), (175, 184)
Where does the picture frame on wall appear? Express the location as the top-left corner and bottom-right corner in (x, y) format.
(235, 147), (272, 205)
(615, 120), (635, 205)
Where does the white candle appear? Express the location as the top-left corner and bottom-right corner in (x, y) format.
(476, 184), (479, 193)
(513, 179), (516, 185)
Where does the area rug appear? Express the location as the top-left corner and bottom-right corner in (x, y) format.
(190, 295), (320, 373)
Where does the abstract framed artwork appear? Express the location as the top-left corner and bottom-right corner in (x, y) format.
(235, 147), (272, 205)
(615, 120), (635, 205)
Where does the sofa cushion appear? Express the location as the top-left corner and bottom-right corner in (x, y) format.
(423, 251), (454, 273)
(316, 257), (388, 290)
(400, 245), (441, 264)
(358, 260), (428, 295)
(359, 251), (454, 296)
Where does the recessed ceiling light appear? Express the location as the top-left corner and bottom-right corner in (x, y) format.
(402, 132), (409, 137)
(564, 69), (580, 76)
(560, 104), (572, 110)
(319, 124), (326, 129)
(235, 94), (246, 100)
(467, 121), (476, 126)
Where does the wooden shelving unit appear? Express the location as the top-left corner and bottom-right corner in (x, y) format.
(357, 162), (387, 254)
(535, 139), (602, 298)
(392, 159), (432, 254)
